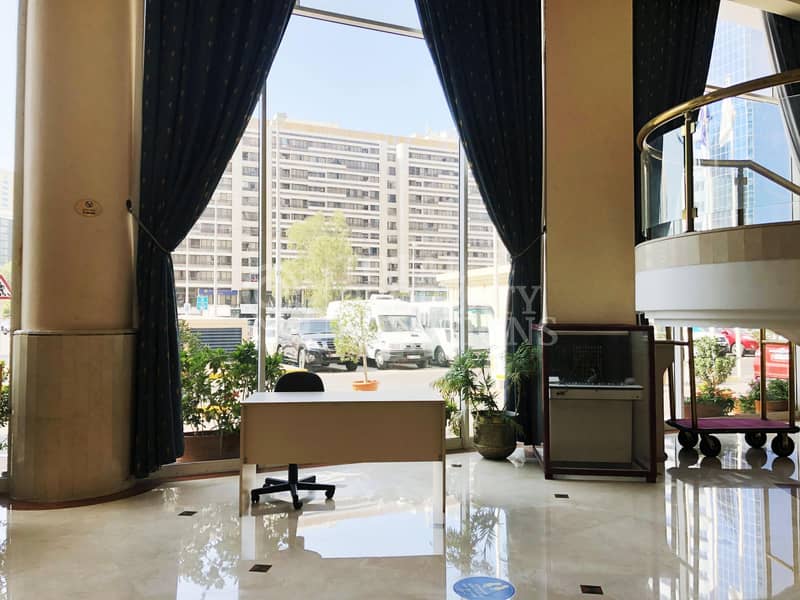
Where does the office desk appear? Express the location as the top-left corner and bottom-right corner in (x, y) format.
(239, 390), (446, 518)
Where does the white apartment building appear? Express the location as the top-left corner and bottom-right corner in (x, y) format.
(0, 170), (13, 267)
(173, 115), (501, 316)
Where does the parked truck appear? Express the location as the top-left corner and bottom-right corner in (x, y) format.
(413, 302), (495, 366)
(327, 295), (434, 369)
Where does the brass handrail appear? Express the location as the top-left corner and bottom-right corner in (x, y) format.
(696, 158), (800, 197)
(637, 68), (800, 152)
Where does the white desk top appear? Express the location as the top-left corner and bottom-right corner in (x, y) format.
(243, 389), (444, 405)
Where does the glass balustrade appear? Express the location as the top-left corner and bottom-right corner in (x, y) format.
(640, 78), (800, 240)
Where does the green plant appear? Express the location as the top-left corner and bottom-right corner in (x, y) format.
(739, 379), (759, 414)
(694, 335), (736, 392)
(433, 349), (501, 416)
(695, 386), (735, 415)
(281, 211), (354, 311)
(505, 342), (539, 416)
(263, 350), (286, 392)
(444, 397), (461, 437)
(333, 301), (378, 382)
(0, 360), (10, 452)
(767, 378), (790, 402)
(739, 378), (790, 414)
(692, 335), (737, 415)
(179, 321), (220, 432)
(179, 321), (285, 437)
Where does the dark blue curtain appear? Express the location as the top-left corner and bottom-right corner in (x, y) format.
(765, 13), (800, 168)
(634, 0), (720, 241)
(134, 0), (294, 477)
(415, 0), (544, 444)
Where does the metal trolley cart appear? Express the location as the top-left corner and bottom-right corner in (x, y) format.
(670, 329), (798, 458)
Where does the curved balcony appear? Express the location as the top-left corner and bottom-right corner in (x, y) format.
(636, 70), (800, 342)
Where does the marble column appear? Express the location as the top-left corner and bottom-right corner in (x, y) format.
(10, 0), (142, 502)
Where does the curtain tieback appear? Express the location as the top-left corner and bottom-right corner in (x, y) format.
(125, 199), (171, 255)
(510, 227), (546, 261)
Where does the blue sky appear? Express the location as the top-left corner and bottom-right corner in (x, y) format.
(0, 1), (18, 171)
(0, 0), (455, 172)
(267, 10), (455, 137)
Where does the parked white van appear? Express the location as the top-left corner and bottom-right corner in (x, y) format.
(327, 295), (434, 369)
(413, 302), (495, 366)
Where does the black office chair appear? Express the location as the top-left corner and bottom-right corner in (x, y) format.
(250, 371), (336, 510)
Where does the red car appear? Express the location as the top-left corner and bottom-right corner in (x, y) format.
(719, 328), (759, 356)
(753, 343), (791, 380)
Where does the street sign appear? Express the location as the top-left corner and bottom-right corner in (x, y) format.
(196, 295), (209, 311)
(0, 274), (11, 300)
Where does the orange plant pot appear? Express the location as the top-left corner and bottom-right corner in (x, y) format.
(352, 380), (379, 392)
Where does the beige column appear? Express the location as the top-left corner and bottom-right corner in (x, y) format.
(543, 0), (636, 324)
(10, 0), (141, 502)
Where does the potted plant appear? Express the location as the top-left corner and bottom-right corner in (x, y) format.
(687, 335), (736, 418)
(433, 348), (518, 460)
(179, 321), (285, 461)
(740, 378), (790, 414)
(506, 341), (539, 423)
(0, 361), (10, 457)
(444, 397), (461, 438)
(694, 385), (735, 418)
(736, 379), (758, 415)
(333, 301), (379, 391)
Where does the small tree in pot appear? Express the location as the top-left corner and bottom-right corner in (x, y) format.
(333, 301), (379, 391)
(691, 335), (736, 417)
(433, 348), (519, 460)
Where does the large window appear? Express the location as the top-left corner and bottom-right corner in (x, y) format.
(173, 1), (510, 455)
(0, 2), (18, 473)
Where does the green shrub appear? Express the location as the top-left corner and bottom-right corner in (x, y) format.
(179, 321), (285, 434)
(696, 385), (735, 415)
(739, 378), (790, 414)
(694, 335), (736, 391)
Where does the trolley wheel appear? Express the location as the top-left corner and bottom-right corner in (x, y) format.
(678, 448), (699, 467)
(771, 433), (795, 458)
(292, 497), (303, 510)
(325, 489), (335, 500)
(745, 447), (767, 469)
(745, 431), (767, 449)
(678, 430), (699, 449)
(700, 456), (722, 470)
(773, 456), (796, 478)
(699, 435), (721, 457)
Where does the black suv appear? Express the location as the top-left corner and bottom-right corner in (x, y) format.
(277, 318), (356, 371)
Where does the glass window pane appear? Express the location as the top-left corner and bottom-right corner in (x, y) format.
(266, 10), (467, 440)
(0, 1), (16, 473)
(295, 0), (422, 29)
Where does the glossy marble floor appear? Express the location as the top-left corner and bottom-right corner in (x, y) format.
(2, 434), (800, 599)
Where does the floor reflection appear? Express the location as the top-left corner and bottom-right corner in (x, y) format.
(663, 435), (800, 599)
(176, 502), (242, 598)
(6, 437), (800, 598)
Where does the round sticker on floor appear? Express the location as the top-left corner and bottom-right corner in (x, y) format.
(453, 576), (516, 599)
